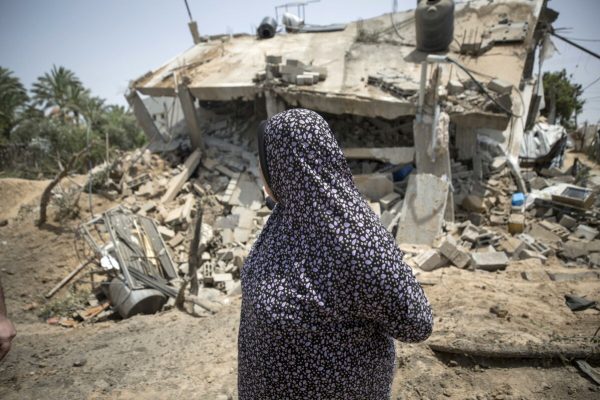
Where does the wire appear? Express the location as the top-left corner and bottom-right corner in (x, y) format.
(446, 57), (521, 117)
(563, 37), (600, 43)
(583, 75), (600, 92)
(183, 0), (193, 22)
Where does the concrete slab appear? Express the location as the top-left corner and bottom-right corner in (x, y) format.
(396, 174), (449, 246)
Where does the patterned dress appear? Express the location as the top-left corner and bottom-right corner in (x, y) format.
(238, 109), (433, 399)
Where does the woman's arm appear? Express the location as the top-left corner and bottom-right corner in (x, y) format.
(348, 256), (433, 343)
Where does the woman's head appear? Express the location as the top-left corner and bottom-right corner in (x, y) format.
(257, 109), (354, 208)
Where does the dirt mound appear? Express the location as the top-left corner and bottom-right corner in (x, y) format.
(0, 178), (49, 220)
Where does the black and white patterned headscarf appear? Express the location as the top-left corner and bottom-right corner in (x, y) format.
(239, 109), (433, 399)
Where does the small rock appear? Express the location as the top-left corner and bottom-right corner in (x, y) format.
(73, 359), (87, 367)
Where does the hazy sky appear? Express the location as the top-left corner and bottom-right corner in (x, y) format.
(1, 0), (599, 123)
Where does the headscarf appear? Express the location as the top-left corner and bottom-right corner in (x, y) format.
(243, 108), (432, 341)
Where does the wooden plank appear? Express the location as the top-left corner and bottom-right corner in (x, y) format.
(45, 259), (94, 298)
(160, 149), (202, 204)
(343, 147), (415, 165)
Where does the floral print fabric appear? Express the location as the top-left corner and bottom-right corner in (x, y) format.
(238, 109), (433, 399)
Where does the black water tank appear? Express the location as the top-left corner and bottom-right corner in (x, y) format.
(415, 0), (454, 53)
(257, 17), (278, 39)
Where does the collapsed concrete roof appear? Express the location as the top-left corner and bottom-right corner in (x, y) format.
(131, 0), (546, 120)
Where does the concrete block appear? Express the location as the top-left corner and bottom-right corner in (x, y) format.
(521, 270), (550, 281)
(589, 253), (600, 266)
(561, 240), (588, 260)
(538, 220), (570, 239)
(413, 249), (448, 272)
(169, 233), (185, 248)
(286, 58), (304, 67)
(529, 222), (562, 245)
(518, 249), (547, 264)
(574, 225), (598, 241)
(585, 240), (600, 253)
(498, 236), (526, 257)
(471, 251), (509, 272)
(558, 214), (577, 230)
(461, 224), (481, 243)
(280, 64), (304, 76)
(157, 226), (175, 239)
(487, 78), (513, 94)
(547, 271), (600, 282)
(517, 233), (552, 256)
(439, 239), (471, 268)
(265, 55), (282, 64)
(296, 74), (315, 85)
(528, 176), (548, 190)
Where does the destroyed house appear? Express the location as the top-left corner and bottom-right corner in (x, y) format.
(127, 0), (554, 228)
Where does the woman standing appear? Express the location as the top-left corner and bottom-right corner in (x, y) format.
(238, 109), (433, 399)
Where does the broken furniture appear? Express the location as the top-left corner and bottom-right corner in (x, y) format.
(79, 207), (178, 318)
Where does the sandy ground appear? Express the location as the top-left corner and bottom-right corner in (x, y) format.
(0, 174), (599, 400)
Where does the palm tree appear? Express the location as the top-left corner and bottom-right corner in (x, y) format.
(0, 67), (29, 139)
(31, 65), (87, 123)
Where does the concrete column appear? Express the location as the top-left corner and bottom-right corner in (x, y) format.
(265, 91), (286, 118)
(413, 114), (454, 222)
(414, 64), (454, 221)
(125, 90), (164, 142)
(177, 83), (204, 150)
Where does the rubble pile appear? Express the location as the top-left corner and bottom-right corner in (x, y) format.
(255, 55), (328, 86)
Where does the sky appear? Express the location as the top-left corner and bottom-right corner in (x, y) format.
(1, 0), (599, 124)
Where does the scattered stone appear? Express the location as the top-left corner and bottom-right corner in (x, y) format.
(413, 249), (448, 272)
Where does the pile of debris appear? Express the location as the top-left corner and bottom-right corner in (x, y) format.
(46, 113), (268, 323)
(255, 55), (327, 86)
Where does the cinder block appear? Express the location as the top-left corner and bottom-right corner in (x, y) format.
(559, 214), (577, 230)
(265, 54), (282, 64)
(471, 251), (509, 272)
(574, 224), (598, 241)
(439, 239), (471, 268)
(413, 249), (448, 272)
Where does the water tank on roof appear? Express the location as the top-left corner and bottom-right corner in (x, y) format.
(415, 0), (454, 53)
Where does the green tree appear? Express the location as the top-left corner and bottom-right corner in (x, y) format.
(542, 69), (585, 130)
(0, 67), (29, 140)
(31, 65), (88, 123)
